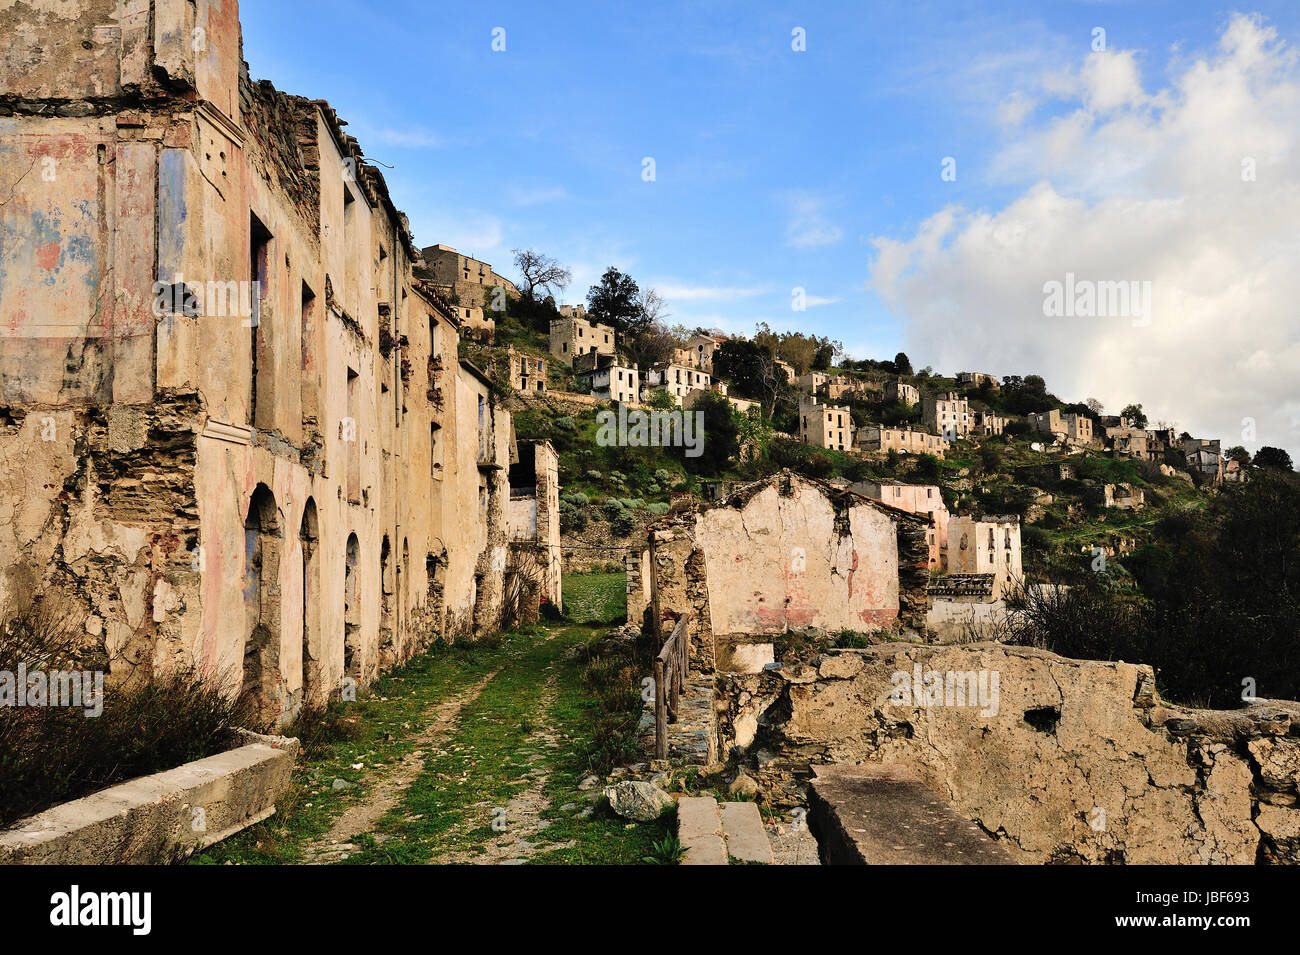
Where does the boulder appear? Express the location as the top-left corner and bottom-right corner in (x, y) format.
(604, 781), (674, 822)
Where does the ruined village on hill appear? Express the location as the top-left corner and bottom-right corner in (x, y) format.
(0, 0), (1297, 880)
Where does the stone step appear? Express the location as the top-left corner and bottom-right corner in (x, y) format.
(677, 796), (727, 865)
(808, 763), (1015, 865)
(720, 801), (774, 865)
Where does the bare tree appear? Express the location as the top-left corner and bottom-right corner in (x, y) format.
(640, 287), (670, 326)
(512, 248), (571, 301)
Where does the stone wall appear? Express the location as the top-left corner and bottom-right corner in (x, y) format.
(0, 0), (523, 727)
(719, 642), (1300, 864)
(643, 472), (933, 671)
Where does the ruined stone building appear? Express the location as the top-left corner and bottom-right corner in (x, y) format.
(416, 244), (519, 307)
(505, 347), (548, 395)
(921, 391), (971, 442)
(946, 516), (1022, 598)
(884, 379), (919, 406)
(549, 313), (615, 365)
(645, 362), (710, 406)
(506, 440), (562, 617)
(636, 472), (932, 673)
(576, 352), (639, 405)
(798, 395), (852, 451)
(971, 410), (1005, 437)
(1104, 425), (1153, 460)
(1028, 409), (1095, 448)
(794, 371), (828, 395)
(0, 0), (548, 728)
(855, 424), (949, 458)
(957, 371), (999, 389)
(827, 375), (880, 402)
(851, 480), (948, 569)
(685, 333), (723, 372)
(1183, 437), (1225, 483)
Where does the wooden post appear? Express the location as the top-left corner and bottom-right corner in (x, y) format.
(654, 657), (667, 760)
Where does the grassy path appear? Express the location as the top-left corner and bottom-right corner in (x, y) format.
(194, 573), (665, 866)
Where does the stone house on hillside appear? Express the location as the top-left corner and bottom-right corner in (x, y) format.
(885, 379), (920, 406)
(550, 313), (616, 365)
(946, 515), (1023, 598)
(1028, 410), (1095, 447)
(851, 480), (948, 569)
(798, 395), (853, 451)
(645, 363), (710, 406)
(971, 410), (1006, 436)
(922, 391), (972, 441)
(576, 353), (640, 405)
(856, 424), (950, 458)
(505, 347), (548, 395)
(416, 244), (519, 309)
(686, 334), (725, 371)
(0, 0), (550, 729)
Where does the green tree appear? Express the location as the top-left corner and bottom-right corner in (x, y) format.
(893, 352), (913, 376)
(913, 453), (941, 483)
(587, 267), (643, 334)
(1120, 403), (1147, 429)
(681, 390), (739, 477)
(1254, 446), (1294, 471)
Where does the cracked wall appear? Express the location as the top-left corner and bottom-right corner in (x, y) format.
(720, 642), (1300, 864)
(645, 473), (932, 672)
(0, 0), (523, 727)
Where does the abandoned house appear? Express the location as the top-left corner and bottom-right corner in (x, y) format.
(685, 333), (724, 372)
(505, 347), (548, 395)
(1028, 409), (1095, 448)
(506, 440), (563, 618)
(415, 244), (519, 309)
(884, 379), (920, 406)
(957, 371), (999, 389)
(549, 312), (616, 365)
(575, 353), (640, 405)
(645, 362), (710, 406)
(971, 410), (1006, 437)
(798, 395), (853, 451)
(631, 471), (933, 673)
(855, 424), (949, 458)
(0, 0), (553, 729)
(850, 480), (948, 569)
(921, 391), (972, 442)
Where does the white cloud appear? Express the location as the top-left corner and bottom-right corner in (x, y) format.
(868, 13), (1300, 457)
(782, 193), (844, 248)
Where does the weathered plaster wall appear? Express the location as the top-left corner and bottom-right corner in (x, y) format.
(721, 643), (1300, 864)
(0, 0), (522, 729)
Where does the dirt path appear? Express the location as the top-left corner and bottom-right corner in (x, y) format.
(300, 669), (500, 864)
(427, 664), (568, 864)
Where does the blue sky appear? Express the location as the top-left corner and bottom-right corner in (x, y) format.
(242, 1), (1300, 453)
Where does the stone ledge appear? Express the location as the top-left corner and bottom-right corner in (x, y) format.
(0, 731), (298, 864)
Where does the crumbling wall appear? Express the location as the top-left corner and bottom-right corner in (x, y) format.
(720, 642), (1300, 864)
(645, 473), (930, 669)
